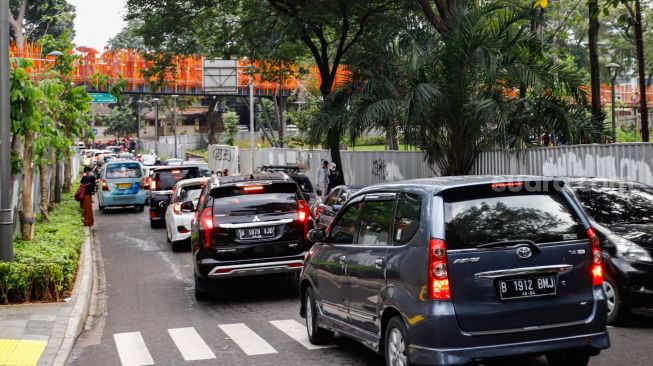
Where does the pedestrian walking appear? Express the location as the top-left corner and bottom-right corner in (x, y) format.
(222, 168), (230, 176)
(79, 166), (97, 227)
(316, 160), (329, 198)
(327, 163), (341, 194)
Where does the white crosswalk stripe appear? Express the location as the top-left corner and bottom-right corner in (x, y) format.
(270, 319), (334, 350)
(114, 332), (155, 366)
(218, 323), (278, 356)
(168, 327), (217, 361)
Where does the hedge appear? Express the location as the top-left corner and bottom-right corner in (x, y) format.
(0, 187), (86, 304)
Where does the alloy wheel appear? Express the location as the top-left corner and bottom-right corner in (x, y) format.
(388, 328), (407, 366)
(603, 281), (616, 315)
(306, 292), (314, 337)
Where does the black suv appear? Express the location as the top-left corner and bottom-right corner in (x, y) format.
(300, 176), (609, 366)
(191, 173), (312, 300)
(260, 165), (317, 205)
(148, 166), (201, 228)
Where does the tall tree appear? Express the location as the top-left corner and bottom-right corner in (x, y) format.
(588, 0), (603, 133)
(9, 0), (76, 47)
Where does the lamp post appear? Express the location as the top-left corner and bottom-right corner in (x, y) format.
(606, 62), (621, 143)
(152, 98), (160, 156)
(249, 81), (255, 174)
(172, 95), (179, 158)
(1, 0), (13, 261)
(136, 100), (144, 152)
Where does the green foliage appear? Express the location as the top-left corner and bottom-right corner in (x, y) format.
(0, 188), (85, 304)
(10, 0), (76, 42)
(222, 110), (239, 146)
(104, 106), (137, 137)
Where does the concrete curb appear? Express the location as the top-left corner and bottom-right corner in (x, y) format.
(51, 227), (94, 366)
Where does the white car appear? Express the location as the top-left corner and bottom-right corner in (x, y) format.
(165, 177), (209, 251)
(141, 154), (157, 166)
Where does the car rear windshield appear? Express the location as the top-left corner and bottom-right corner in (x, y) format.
(210, 183), (299, 216)
(106, 163), (142, 179)
(292, 175), (314, 193)
(444, 186), (584, 250)
(154, 168), (199, 190)
(572, 184), (653, 225)
(180, 186), (203, 203)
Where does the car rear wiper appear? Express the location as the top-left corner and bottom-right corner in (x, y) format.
(476, 240), (541, 253)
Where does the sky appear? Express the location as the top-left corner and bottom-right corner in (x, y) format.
(69, 0), (127, 51)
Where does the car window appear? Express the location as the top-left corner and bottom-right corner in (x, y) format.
(211, 183), (299, 215)
(155, 168), (199, 190)
(325, 189), (340, 206)
(572, 184), (653, 225)
(105, 163), (142, 179)
(444, 189), (584, 250)
(179, 185), (203, 204)
(357, 199), (395, 246)
(336, 189), (349, 205)
(330, 202), (363, 244)
(394, 193), (422, 245)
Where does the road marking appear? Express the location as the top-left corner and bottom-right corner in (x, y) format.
(269, 319), (334, 350)
(218, 323), (277, 356)
(0, 339), (47, 366)
(114, 332), (154, 366)
(168, 327), (216, 361)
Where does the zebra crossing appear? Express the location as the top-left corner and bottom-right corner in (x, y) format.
(112, 319), (335, 366)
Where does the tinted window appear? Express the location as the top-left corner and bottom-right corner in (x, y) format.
(358, 200), (395, 246)
(573, 184), (653, 225)
(106, 163), (142, 179)
(325, 189), (340, 206)
(211, 183), (299, 215)
(155, 168), (199, 190)
(337, 190), (349, 205)
(445, 191), (583, 250)
(179, 186), (203, 203)
(394, 193), (422, 245)
(330, 202), (363, 244)
(292, 175), (314, 193)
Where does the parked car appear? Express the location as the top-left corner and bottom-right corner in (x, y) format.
(191, 173), (312, 300)
(300, 176), (609, 366)
(81, 149), (100, 166)
(567, 178), (653, 324)
(98, 161), (146, 212)
(313, 185), (364, 227)
(148, 166), (201, 228)
(165, 177), (209, 251)
(237, 125), (250, 132)
(259, 165), (316, 205)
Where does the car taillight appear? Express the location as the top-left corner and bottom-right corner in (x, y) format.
(428, 238), (451, 300)
(173, 203), (182, 214)
(199, 207), (215, 249)
(150, 179), (157, 190)
(101, 179), (108, 191)
(296, 200), (310, 239)
(587, 227), (603, 286)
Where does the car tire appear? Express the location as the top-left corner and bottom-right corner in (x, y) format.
(137, 205), (145, 212)
(305, 287), (333, 345)
(385, 316), (411, 366)
(546, 348), (591, 366)
(194, 274), (211, 301)
(603, 273), (630, 325)
(150, 219), (157, 229)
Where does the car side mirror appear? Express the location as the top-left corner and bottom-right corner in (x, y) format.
(332, 204), (342, 213)
(180, 201), (195, 212)
(308, 228), (326, 243)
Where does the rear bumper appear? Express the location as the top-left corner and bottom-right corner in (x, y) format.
(100, 191), (146, 206)
(196, 256), (305, 279)
(410, 331), (610, 366)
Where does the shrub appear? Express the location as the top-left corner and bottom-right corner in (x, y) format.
(0, 187), (85, 304)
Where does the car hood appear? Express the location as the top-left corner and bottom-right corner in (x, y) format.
(603, 222), (653, 249)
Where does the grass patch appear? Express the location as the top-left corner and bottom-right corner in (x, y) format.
(0, 187), (86, 304)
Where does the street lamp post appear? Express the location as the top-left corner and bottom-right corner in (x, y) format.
(607, 62), (621, 143)
(172, 95), (179, 158)
(1, 0), (13, 261)
(136, 100), (142, 152)
(249, 81), (255, 174)
(152, 98), (160, 156)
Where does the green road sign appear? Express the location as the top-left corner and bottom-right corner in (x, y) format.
(90, 93), (117, 104)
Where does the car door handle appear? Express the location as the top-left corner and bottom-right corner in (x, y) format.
(374, 258), (385, 269)
(339, 255), (347, 265)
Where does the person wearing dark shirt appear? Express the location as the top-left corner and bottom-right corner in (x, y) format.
(79, 166), (97, 226)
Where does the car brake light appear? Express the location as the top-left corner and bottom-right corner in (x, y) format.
(428, 238), (451, 300)
(199, 207), (215, 249)
(587, 227), (603, 285)
(101, 179), (108, 191)
(150, 179), (157, 190)
(296, 200), (310, 239)
(243, 185), (264, 192)
(173, 203), (182, 214)
(490, 182), (524, 189)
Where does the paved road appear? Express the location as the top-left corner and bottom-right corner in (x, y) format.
(66, 204), (653, 366)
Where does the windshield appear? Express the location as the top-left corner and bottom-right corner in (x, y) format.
(573, 184), (653, 225)
(106, 163), (142, 179)
(180, 186), (203, 203)
(211, 183), (299, 216)
(155, 168), (200, 190)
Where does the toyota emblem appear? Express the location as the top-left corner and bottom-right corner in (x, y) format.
(516, 246), (532, 259)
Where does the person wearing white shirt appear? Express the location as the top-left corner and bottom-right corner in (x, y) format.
(315, 160), (329, 199)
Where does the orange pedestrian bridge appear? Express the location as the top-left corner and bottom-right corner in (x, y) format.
(11, 44), (348, 97)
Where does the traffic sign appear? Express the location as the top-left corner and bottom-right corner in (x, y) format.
(92, 128), (98, 135)
(90, 93), (117, 104)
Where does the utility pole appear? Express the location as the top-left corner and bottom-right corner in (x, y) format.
(136, 100), (142, 152)
(249, 81), (255, 174)
(172, 95), (179, 158)
(0, 0), (14, 261)
(152, 98), (160, 156)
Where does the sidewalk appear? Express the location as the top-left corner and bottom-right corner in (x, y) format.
(0, 229), (94, 366)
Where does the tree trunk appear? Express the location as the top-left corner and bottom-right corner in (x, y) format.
(49, 149), (57, 210)
(588, 1), (603, 135)
(206, 97), (219, 145)
(20, 131), (35, 241)
(39, 160), (49, 222)
(327, 128), (344, 183)
(633, 0), (649, 142)
(388, 118), (400, 151)
(63, 120), (72, 192)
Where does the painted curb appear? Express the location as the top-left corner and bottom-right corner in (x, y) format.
(51, 227), (94, 366)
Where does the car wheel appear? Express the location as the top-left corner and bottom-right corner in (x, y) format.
(305, 287), (333, 345)
(150, 219), (156, 229)
(194, 274), (211, 301)
(137, 205), (145, 212)
(603, 273), (630, 325)
(385, 316), (410, 366)
(546, 348), (590, 366)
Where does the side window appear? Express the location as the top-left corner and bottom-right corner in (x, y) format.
(393, 193), (422, 245)
(337, 190), (349, 205)
(357, 199), (396, 246)
(325, 189), (340, 206)
(329, 202), (363, 244)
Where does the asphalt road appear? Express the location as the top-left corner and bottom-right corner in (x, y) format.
(66, 203), (653, 366)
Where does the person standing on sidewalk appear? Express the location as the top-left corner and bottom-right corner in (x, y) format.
(79, 167), (97, 227)
(316, 160), (329, 199)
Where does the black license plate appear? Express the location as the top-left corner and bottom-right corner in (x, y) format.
(498, 276), (557, 300)
(238, 227), (275, 240)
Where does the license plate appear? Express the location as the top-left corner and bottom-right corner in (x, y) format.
(498, 276), (557, 300)
(238, 227), (275, 240)
(117, 183), (132, 189)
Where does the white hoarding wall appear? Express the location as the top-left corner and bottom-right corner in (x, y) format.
(208, 145), (239, 174)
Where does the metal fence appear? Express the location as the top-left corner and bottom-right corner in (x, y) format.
(240, 148), (436, 186)
(472, 143), (653, 186)
(140, 134), (207, 159)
